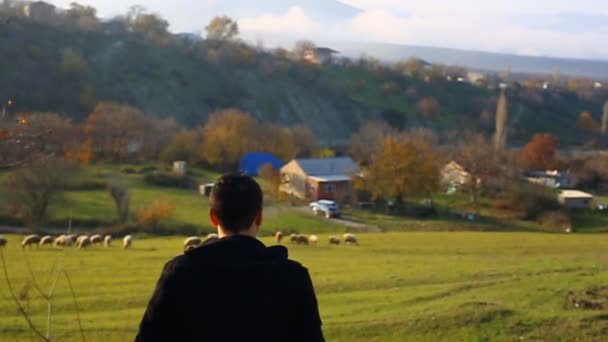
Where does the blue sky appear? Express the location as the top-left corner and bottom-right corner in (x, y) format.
(48, 0), (608, 60)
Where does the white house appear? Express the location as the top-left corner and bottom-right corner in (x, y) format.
(558, 190), (593, 209)
(304, 47), (339, 65)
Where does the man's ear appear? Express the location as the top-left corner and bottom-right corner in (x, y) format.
(255, 208), (263, 226)
(209, 209), (219, 227)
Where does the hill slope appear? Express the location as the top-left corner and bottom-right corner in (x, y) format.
(0, 18), (605, 144)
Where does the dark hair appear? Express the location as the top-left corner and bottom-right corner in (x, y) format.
(210, 173), (263, 233)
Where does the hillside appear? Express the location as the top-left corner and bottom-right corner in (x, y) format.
(0, 16), (606, 144)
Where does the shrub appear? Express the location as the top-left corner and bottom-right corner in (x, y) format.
(122, 167), (137, 174)
(258, 163), (277, 181)
(137, 199), (176, 232)
(506, 183), (560, 219)
(62, 180), (107, 191)
(143, 172), (197, 189)
(137, 166), (158, 174)
(538, 210), (572, 232)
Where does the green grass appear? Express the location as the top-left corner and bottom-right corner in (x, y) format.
(1, 232), (608, 341)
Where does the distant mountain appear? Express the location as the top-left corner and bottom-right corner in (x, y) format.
(318, 42), (608, 79)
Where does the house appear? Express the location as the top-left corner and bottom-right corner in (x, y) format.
(238, 152), (284, 177)
(304, 47), (339, 65)
(524, 170), (571, 189)
(440, 161), (472, 189)
(595, 82), (603, 89)
(23, 1), (55, 21)
(558, 190), (593, 209)
(279, 157), (360, 201)
(467, 72), (487, 86)
(173, 161), (187, 176)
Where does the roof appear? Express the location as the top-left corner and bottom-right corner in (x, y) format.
(312, 47), (339, 54)
(239, 153), (284, 176)
(308, 175), (352, 182)
(294, 157), (360, 177)
(559, 190), (593, 199)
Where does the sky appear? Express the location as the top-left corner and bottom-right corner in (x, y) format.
(47, 0), (608, 60)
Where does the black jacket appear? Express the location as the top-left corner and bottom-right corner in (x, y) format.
(135, 235), (324, 342)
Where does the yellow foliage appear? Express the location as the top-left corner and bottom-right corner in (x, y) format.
(314, 148), (336, 158)
(137, 199), (176, 228)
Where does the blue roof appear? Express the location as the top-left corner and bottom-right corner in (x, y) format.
(239, 153), (284, 176)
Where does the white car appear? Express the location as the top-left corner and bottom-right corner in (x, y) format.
(309, 200), (341, 218)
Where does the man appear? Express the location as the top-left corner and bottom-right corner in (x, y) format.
(136, 173), (324, 341)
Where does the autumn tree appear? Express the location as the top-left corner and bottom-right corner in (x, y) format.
(160, 129), (199, 164)
(364, 134), (439, 204)
(493, 88), (509, 150)
(417, 97), (441, 117)
(518, 133), (558, 170)
(205, 16), (239, 41)
(259, 123), (296, 161)
(65, 3), (98, 31)
(350, 120), (394, 164)
(140, 116), (181, 161)
(291, 124), (318, 157)
(85, 102), (146, 160)
(576, 111), (599, 133)
(395, 57), (425, 77)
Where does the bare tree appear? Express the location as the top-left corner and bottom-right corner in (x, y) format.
(108, 174), (130, 224)
(205, 16), (239, 41)
(350, 120), (395, 164)
(602, 100), (608, 135)
(493, 89), (509, 150)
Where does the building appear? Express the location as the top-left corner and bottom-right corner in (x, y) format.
(467, 72), (487, 86)
(303, 47), (339, 65)
(23, 1), (55, 21)
(524, 170), (571, 189)
(173, 161), (187, 176)
(238, 153), (284, 177)
(279, 157), (360, 201)
(558, 190), (593, 209)
(440, 161), (472, 189)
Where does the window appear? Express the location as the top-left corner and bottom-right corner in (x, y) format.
(324, 184), (336, 193)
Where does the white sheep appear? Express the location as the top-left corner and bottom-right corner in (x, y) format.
(39, 235), (53, 247)
(184, 236), (201, 250)
(275, 231), (283, 244)
(76, 236), (91, 249)
(204, 233), (219, 244)
(66, 234), (78, 242)
(21, 234), (41, 248)
(308, 234), (319, 245)
(343, 233), (358, 245)
(329, 236), (341, 246)
(90, 234), (103, 245)
(104, 235), (112, 247)
(54, 234), (73, 247)
(0, 236), (7, 248)
(123, 235), (132, 249)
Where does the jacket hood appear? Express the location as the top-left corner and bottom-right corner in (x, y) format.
(185, 235), (288, 267)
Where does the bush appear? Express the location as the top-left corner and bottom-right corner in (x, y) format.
(506, 183), (560, 219)
(122, 167), (137, 174)
(143, 172), (197, 189)
(137, 199), (176, 232)
(538, 210), (572, 232)
(137, 166), (158, 174)
(62, 180), (107, 191)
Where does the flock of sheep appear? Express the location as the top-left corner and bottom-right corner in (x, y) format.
(0, 234), (133, 250)
(276, 232), (359, 246)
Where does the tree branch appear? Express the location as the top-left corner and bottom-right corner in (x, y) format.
(64, 270), (86, 342)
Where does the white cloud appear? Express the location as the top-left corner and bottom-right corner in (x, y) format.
(239, 7), (316, 34)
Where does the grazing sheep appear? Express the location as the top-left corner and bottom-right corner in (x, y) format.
(54, 234), (74, 247)
(90, 234), (103, 245)
(21, 235), (40, 248)
(104, 235), (112, 247)
(275, 231), (283, 244)
(184, 236), (202, 250)
(308, 235), (319, 245)
(329, 236), (341, 246)
(123, 235), (132, 249)
(39, 235), (53, 247)
(0, 236), (7, 248)
(290, 233), (299, 244)
(291, 234), (309, 245)
(66, 234), (77, 241)
(203, 233), (219, 244)
(76, 236), (91, 249)
(343, 233), (358, 245)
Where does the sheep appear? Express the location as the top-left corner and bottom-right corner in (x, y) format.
(184, 236), (202, 250)
(0, 236), (7, 248)
(21, 234), (40, 248)
(104, 235), (112, 247)
(66, 234), (77, 242)
(203, 233), (219, 244)
(54, 234), (74, 247)
(275, 231), (283, 244)
(39, 235), (53, 247)
(291, 234), (309, 245)
(329, 236), (341, 246)
(308, 235), (319, 245)
(343, 233), (358, 245)
(76, 236), (91, 249)
(90, 234), (103, 245)
(123, 235), (132, 249)
(290, 233), (299, 244)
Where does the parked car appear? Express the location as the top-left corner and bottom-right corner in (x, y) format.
(309, 200), (341, 218)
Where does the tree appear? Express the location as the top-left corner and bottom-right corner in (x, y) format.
(65, 2), (98, 31)
(7, 157), (68, 224)
(137, 199), (175, 231)
(108, 174), (130, 224)
(160, 130), (198, 164)
(576, 111), (599, 133)
(416, 97), (441, 117)
(395, 58), (424, 77)
(140, 116), (181, 161)
(601, 101), (608, 135)
(365, 134), (439, 204)
(292, 40), (316, 59)
(518, 133), (558, 170)
(350, 120), (394, 164)
(452, 133), (501, 206)
(493, 89), (509, 150)
(61, 48), (88, 77)
(205, 16), (239, 41)
(291, 124), (318, 157)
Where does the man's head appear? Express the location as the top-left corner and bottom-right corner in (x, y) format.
(209, 173), (263, 236)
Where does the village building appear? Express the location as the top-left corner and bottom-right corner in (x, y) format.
(279, 157), (360, 201)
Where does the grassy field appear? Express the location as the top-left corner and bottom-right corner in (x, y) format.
(1, 232), (608, 341)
